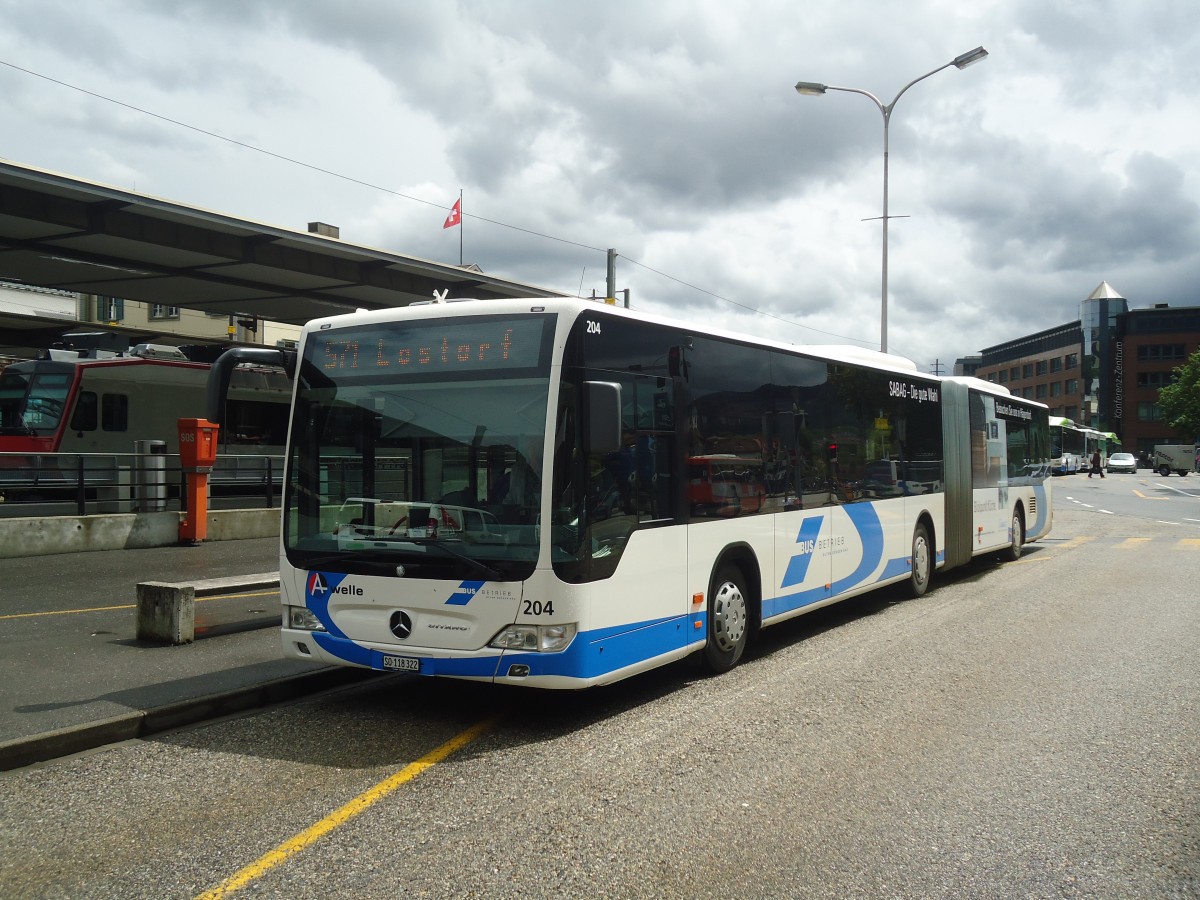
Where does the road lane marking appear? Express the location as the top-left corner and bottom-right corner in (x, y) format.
(1052, 536), (1096, 551)
(1181, 539), (1200, 548)
(1117, 538), (1152, 548)
(0, 590), (280, 621)
(1132, 490), (1169, 501)
(195, 716), (499, 899)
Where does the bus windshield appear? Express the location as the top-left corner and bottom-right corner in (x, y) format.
(283, 313), (554, 581)
(0, 366), (71, 435)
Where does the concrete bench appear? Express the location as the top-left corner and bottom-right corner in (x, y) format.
(136, 573), (280, 644)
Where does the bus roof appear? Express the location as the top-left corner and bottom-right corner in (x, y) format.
(300, 296), (939, 379)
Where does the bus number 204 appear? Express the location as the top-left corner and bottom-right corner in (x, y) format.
(523, 600), (555, 616)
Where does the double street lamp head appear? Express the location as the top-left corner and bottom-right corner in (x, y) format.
(793, 47), (988, 98)
(792, 47), (989, 353)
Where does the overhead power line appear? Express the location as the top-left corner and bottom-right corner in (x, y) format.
(0, 56), (880, 351)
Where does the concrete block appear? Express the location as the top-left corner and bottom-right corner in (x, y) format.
(134, 574), (279, 645)
(136, 581), (196, 644)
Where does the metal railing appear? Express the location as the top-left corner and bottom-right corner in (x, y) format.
(0, 450), (283, 518)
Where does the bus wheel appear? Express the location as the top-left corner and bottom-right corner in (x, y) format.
(1159, 465), (1171, 477)
(908, 523), (932, 598)
(702, 565), (749, 674)
(1004, 510), (1024, 562)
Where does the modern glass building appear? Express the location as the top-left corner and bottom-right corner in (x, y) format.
(960, 283), (1200, 459)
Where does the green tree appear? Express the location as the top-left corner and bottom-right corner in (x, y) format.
(1157, 348), (1200, 441)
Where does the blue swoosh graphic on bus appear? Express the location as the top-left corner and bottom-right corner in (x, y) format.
(312, 631), (378, 667)
(305, 571), (380, 667)
(766, 504), (885, 618)
(445, 580), (486, 606)
(780, 516), (825, 588)
(829, 504), (885, 594)
(304, 571), (351, 640)
(306, 615), (687, 682)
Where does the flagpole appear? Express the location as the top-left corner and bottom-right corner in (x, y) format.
(458, 189), (463, 266)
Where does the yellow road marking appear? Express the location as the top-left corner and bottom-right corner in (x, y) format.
(1181, 539), (1200, 549)
(195, 716), (499, 899)
(1052, 536), (1096, 551)
(1132, 490), (1168, 501)
(0, 590), (280, 621)
(1117, 538), (1152, 548)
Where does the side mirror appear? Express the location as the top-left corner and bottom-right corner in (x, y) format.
(585, 381), (622, 454)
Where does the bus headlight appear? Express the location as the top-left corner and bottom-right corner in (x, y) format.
(489, 623), (577, 652)
(287, 606), (327, 632)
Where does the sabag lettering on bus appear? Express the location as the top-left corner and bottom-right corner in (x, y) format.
(888, 382), (940, 403)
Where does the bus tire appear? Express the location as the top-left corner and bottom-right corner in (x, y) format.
(1004, 509), (1024, 562)
(702, 564), (750, 674)
(908, 523), (932, 598)
(1159, 465), (1171, 477)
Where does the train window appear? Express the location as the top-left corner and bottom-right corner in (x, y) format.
(101, 393), (129, 432)
(70, 391), (98, 431)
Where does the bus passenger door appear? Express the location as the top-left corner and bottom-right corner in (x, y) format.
(773, 441), (837, 617)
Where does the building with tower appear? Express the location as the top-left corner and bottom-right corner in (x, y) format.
(960, 283), (1200, 459)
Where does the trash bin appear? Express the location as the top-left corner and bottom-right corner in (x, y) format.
(134, 439), (168, 512)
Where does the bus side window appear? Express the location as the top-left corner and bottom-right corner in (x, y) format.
(70, 391), (98, 432)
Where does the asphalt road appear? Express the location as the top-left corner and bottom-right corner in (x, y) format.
(0, 536), (315, 743)
(1, 489), (1197, 898)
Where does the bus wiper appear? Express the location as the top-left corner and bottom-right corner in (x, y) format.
(299, 541), (502, 581)
(405, 538), (503, 580)
(293, 551), (399, 574)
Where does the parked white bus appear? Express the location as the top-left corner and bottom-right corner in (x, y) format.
(213, 298), (1052, 688)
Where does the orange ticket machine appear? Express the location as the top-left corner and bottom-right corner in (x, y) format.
(177, 418), (219, 544)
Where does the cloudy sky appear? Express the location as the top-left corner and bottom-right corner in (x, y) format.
(2, 0), (1198, 371)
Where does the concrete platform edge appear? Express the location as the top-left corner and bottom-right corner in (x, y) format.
(0, 667), (377, 772)
(0, 508), (281, 559)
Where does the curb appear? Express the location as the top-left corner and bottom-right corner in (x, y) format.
(0, 667), (378, 772)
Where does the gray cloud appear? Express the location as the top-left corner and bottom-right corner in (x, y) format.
(1, 0), (1197, 368)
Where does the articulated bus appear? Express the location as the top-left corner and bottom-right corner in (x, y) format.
(214, 298), (1051, 689)
(1049, 415), (1087, 475)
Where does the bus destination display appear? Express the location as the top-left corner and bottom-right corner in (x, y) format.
(314, 316), (549, 377)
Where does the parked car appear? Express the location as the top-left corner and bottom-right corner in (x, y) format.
(1107, 452), (1138, 474)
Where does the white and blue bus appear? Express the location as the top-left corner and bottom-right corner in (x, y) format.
(213, 298), (1052, 688)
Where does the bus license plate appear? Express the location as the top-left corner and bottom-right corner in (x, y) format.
(382, 655), (420, 673)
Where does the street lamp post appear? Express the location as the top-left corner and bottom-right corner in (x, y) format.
(795, 46), (988, 353)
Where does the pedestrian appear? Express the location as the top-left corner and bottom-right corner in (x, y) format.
(1088, 449), (1105, 478)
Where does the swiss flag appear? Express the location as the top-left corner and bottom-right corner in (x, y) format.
(443, 198), (462, 229)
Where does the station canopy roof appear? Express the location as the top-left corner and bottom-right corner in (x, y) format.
(0, 158), (565, 348)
